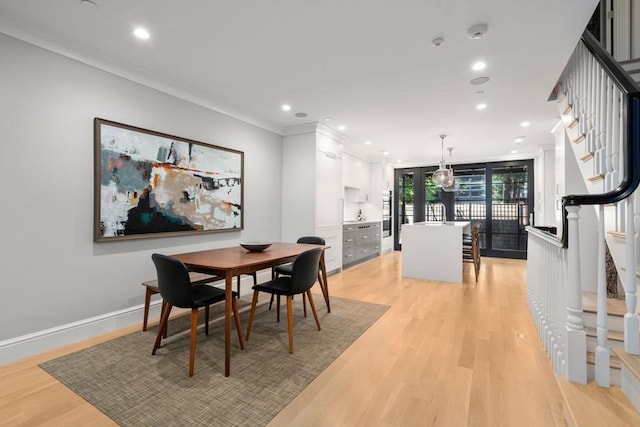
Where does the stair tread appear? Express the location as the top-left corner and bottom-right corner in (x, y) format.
(580, 151), (594, 161)
(587, 351), (622, 369)
(607, 231), (626, 239)
(582, 291), (627, 317)
(619, 58), (640, 65)
(611, 347), (640, 380)
(555, 377), (640, 427)
(619, 266), (640, 279)
(584, 326), (624, 342)
(588, 173), (605, 182)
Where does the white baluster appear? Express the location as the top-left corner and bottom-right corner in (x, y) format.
(610, 88), (620, 189)
(585, 54), (596, 156)
(566, 205), (587, 383)
(594, 68), (604, 176)
(595, 205), (610, 386)
(617, 94), (626, 232)
(604, 77), (613, 192)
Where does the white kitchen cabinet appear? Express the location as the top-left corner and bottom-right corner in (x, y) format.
(343, 152), (371, 202)
(282, 122), (344, 273)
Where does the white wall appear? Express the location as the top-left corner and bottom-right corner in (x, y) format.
(543, 147), (557, 227)
(0, 34), (283, 359)
(281, 129), (316, 242)
(533, 145), (556, 227)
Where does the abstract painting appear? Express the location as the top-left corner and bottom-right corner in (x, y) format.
(94, 118), (243, 241)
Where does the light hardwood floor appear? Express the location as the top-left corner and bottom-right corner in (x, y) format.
(1, 251), (638, 426)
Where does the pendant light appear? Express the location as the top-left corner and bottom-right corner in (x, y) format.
(442, 146), (457, 192)
(432, 135), (454, 188)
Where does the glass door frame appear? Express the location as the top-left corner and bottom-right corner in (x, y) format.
(393, 159), (534, 259)
(484, 159), (534, 259)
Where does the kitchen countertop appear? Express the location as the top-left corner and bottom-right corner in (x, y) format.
(401, 221), (470, 284)
(343, 220), (380, 224)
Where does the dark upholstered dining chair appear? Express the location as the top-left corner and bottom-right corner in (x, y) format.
(270, 236), (326, 317)
(150, 253), (244, 376)
(245, 247), (323, 354)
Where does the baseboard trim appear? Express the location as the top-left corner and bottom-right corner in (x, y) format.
(0, 273), (269, 365)
(0, 302), (157, 365)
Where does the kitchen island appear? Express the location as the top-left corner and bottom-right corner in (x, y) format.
(401, 221), (470, 284)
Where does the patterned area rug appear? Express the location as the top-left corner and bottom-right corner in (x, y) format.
(40, 296), (388, 426)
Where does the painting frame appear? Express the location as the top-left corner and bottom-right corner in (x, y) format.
(94, 118), (244, 242)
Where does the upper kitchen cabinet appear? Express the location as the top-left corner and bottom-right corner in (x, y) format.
(343, 152), (371, 202)
(282, 122), (344, 273)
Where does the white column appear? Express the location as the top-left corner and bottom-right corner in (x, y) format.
(566, 205), (587, 383)
(596, 205), (610, 386)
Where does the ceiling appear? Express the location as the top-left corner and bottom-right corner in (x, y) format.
(0, 0), (599, 166)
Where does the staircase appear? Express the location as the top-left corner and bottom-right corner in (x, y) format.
(525, 28), (640, 415)
(583, 291), (626, 386)
(620, 59), (640, 85)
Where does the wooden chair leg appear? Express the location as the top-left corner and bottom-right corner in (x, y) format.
(161, 300), (169, 338)
(319, 255), (331, 313)
(276, 295), (281, 322)
(152, 303), (173, 355)
(245, 290), (260, 340)
(232, 297), (245, 350)
(286, 295), (294, 354)
(188, 308), (198, 377)
(317, 271), (330, 311)
(204, 305), (210, 336)
(306, 290), (321, 331)
(302, 292), (307, 317)
(142, 287), (153, 331)
(269, 271), (279, 310)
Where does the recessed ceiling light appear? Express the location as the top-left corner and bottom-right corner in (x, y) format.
(521, 121), (530, 127)
(397, 160), (402, 163)
(295, 112), (308, 118)
(365, 140), (372, 145)
(323, 117), (331, 122)
(281, 104), (291, 111)
(467, 23), (489, 39)
(133, 27), (150, 40)
(472, 61), (486, 71)
(476, 103), (487, 110)
(511, 149), (518, 154)
(381, 151), (389, 156)
(514, 136), (525, 143)
(81, 0), (98, 8)
(470, 77), (490, 85)
(338, 125), (346, 131)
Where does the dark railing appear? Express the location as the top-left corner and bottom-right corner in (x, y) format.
(561, 30), (640, 247)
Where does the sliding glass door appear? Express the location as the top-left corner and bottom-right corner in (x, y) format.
(487, 163), (531, 258)
(394, 160), (533, 259)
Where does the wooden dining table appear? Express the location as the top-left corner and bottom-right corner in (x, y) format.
(172, 242), (330, 376)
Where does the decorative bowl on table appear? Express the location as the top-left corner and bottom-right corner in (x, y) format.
(239, 242), (272, 252)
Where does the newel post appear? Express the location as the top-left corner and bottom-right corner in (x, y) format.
(625, 193), (640, 354)
(565, 205), (587, 383)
